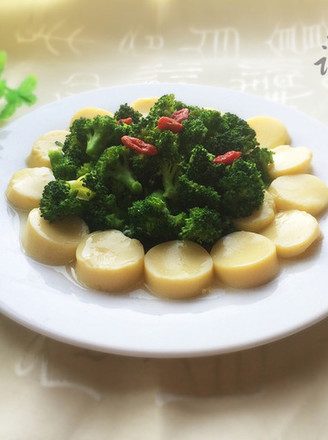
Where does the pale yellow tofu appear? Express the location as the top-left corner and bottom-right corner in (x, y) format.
(26, 130), (70, 168)
(261, 210), (321, 258)
(144, 240), (213, 299)
(75, 230), (144, 292)
(22, 208), (89, 265)
(211, 231), (279, 288)
(268, 174), (328, 216)
(130, 97), (159, 115)
(268, 145), (312, 179)
(69, 107), (114, 126)
(6, 167), (54, 211)
(247, 116), (291, 149)
(234, 191), (276, 232)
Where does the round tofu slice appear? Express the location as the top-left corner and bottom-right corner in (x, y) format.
(26, 130), (70, 168)
(247, 116), (291, 149)
(75, 230), (144, 292)
(261, 210), (320, 258)
(6, 167), (54, 211)
(22, 208), (89, 265)
(69, 107), (114, 126)
(211, 231), (279, 288)
(130, 97), (159, 115)
(268, 174), (328, 216)
(144, 240), (213, 299)
(234, 191), (276, 232)
(269, 145), (312, 179)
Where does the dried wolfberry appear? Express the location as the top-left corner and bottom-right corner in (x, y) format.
(157, 116), (183, 134)
(121, 136), (158, 156)
(213, 150), (242, 165)
(171, 108), (189, 123)
(116, 117), (133, 125)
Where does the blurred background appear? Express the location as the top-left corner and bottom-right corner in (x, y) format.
(1, 0), (328, 123)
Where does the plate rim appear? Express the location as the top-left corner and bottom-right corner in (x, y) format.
(1, 82), (328, 358)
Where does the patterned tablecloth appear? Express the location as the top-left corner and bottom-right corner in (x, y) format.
(1, 1), (328, 438)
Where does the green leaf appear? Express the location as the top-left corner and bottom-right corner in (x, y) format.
(20, 92), (37, 106)
(0, 52), (38, 121)
(5, 88), (22, 107)
(0, 51), (7, 76)
(0, 79), (6, 97)
(18, 74), (37, 95)
(0, 101), (18, 120)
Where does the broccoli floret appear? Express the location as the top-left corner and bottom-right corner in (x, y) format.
(178, 118), (208, 159)
(148, 94), (184, 118)
(114, 104), (143, 123)
(177, 174), (221, 211)
(39, 178), (94, 222)
(63, 115), (131, 162)
(82, 191), (126, 232)
(179, 207), (233, 248)
(94, 145), (142, 196)
(217, 158), (265, 218)
(179, 110), (259, 158)
(185, 145), (225, 188)
(130, 128), (185, 202)
(73, 171), (128, 231)
(202, 111), (259, 156)
(244, 146), (274, 185)
(61, 117), (91, 166)
(127, 192), (186, 248)
(76, 161), (94, 178)
(48, 149), (80, 180)
(153, 130), (185, 202)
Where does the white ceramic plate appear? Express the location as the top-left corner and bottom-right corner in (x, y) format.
(1, 83), (328, 358)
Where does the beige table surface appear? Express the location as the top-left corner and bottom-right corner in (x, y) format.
(2, 0), (328, 438)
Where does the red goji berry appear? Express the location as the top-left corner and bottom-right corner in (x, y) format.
(171, 108), (189, 123)
(116, 117), (133, 125)
(157, 116), (183, 134)
(121, 136), (158, 156)
(213, 150), (242, 165)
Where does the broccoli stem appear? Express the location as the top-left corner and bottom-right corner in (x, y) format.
(114, 167), (142, 195)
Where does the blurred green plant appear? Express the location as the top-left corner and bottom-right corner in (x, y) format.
(0, 51), (37, 120)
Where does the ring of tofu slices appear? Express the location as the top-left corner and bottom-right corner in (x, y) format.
(5, 104), (328, 298)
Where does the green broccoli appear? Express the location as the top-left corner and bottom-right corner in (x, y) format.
(217, 158), (265, 218)
(39, 178), (95, 222)
(63, 115), (131, 162)
(179, 207), (233, 248)
(48, 149), (80, 181)
(153, 130), (185, 202)
(127, 192), (186, 248)
(178, 118), (208, 159)
(148, 94), (184, 118)
(244, 146), (274, 185)
(177, 174), (221, 211)
(201, 111), (259, 156)
(39, 93), (274, 251)
(114, 103), (143, 123)
(185, 145), (225, 188)
(94, 145), (142, 196)
(82, 191), (127, 232)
